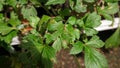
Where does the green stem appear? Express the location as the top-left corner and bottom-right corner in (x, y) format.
(73, 55), (81, 68)
(110, 14), (115, 26)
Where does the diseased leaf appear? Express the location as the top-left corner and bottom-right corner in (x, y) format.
(85, 12), (101, 28)
(105, 28), (120, 48)
(85, 46), (108, 68)
(46, 0), (65, 5)
(70, 41), (84, 54)
(86, 36), (104, 48)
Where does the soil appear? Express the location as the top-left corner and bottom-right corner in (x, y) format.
(54, 47), (120, 68)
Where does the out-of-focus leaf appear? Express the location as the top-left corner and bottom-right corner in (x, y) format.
(29, 16), (40, 28)
(86, 36), (104, 48)
(0, 4), (3, 11)
(105, 0), (119, 2)
(102, 3), (119, 14)
(52, 37), (62, 51)
(83, 0), (95, 3)
(74, 0), (86, 13)
(67, 16), (76, 25)
(21, 6), (37, 19)
(6, 0), (17, 7)
(0, 23), (13, 35)
(105, 28), (120, 48)
(42, 45), (56, 59)
(85, 28), (98, 36)
(46, 0), (65, 5)
(85, 46), (108, 68)
(70, 41), (84, 54)
(76, 19), (84, 27)
(48, 21), (64, 31)
(85, 12), (101, 28)
(59, 8), (71, 17)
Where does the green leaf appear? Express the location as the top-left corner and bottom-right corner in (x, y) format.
(74, 28), (80, 39)
(85, 46), (108, 68)
(85, 12), (101, 28)
(46, 0), (65, 5)
(67, 16), (76, 25)
(102, 3), (119, 14)
(6, 0), (17, 7)
(86, 36), (104, 48)
(18, 0), (28, 5)
(76, 19), (84, 27)
(8, 18), (20, 27)
(0, 23), (13, 35)
(0, 4), (3, 11)
(105, 28), (120, 48)
(42, 45), (56, 59)
(52, 37), (62, 51)
(3, 31), (17, 44)
(70, 41), (84, 54)
(105, 0), (119, 2)
(59, 8), (71, 17)
(48, 21), (64, 31)
(21, 6), (37, 19)
(74, 0), (86, 13)
(102, 13), (113, 20)
(83, 0), (95, 3)
(29, 16), (40, 28)
(85, 28), (98, 36)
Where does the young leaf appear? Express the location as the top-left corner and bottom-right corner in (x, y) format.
(85, 12), (101, 28)
(46, 0), (65, 5)
(85, 46), (108, 68)
(67, 16), (76, 25)
(70, 41), (84, 54)
(105, 28), (120, 48)
(86, 36), (104, 48)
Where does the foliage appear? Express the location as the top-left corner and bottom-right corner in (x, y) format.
(0, 0), (119, 68)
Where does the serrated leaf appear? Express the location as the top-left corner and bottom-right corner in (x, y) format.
(83, 0), (95, 3)
(86, 36), (104, 48)
(52, 37), (62, 51)
(42, 46), (56, 59)
(46, 0), (65, 5)
(105, 28), (120, 48)
(0, 23), (13, 35)
(67, 16), (76, 25)
(85, 12), (101, 28)
(85, 28), (98, 36)
(85, 46), (108, 68)
(70, 41), (84, 54)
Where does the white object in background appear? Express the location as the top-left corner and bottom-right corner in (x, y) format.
(95, 17), (119, 31)
(10, 36), (20, 45)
